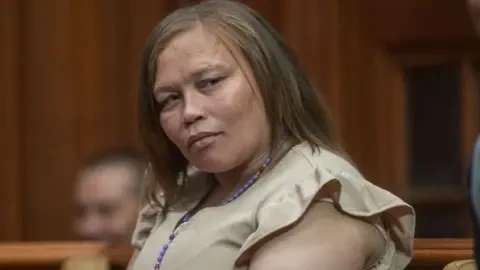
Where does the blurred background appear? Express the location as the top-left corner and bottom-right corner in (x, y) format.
(0, 0), (479, 242)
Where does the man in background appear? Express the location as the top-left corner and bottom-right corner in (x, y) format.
(467, 0), (480, 267)
(73, 147), (147, 242)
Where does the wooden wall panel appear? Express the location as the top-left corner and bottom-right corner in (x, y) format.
(0, 0), (406, 241)
(365, 0), (480, 52)
(0, 0), (171, 241)
(0, 0), (478, 240)
(72, 0), (137, 154)
(125, 0), (171, 135)
(0, 0), (22, 241)
(270, 0), (406, 192)
(335, 1), (407, 193)
(280, 0), (341, 119)
(460, 61), (480, 176)
(22, 0), (91, 240)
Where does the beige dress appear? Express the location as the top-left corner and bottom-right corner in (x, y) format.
(131, 143), (415, 270)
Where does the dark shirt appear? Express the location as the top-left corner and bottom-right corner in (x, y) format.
(468, 161), (480, 266)
(470, 63), (480, 265)
(469, 135), (480, 266)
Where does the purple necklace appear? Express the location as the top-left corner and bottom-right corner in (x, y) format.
(153, 155), (274, 270)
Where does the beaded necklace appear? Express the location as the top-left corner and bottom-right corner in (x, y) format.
(153, 141), (283, 270)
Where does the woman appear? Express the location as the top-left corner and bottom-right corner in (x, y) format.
(129, 1), (415, 269)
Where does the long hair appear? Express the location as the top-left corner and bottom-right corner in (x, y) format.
(139, 0), (343, 210)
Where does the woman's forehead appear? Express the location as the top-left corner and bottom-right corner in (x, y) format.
(154, 26), (250, 85)
(160, 29), (228, 65)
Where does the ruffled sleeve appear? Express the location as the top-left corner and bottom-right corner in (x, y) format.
(131, 175), (166, 250)
(130, 165), (208, 250)
(131, 164), (163, 250)
(131, 202), (164, 250)
(238, 165), (415, 269)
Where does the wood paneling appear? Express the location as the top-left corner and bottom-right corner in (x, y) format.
(365, 0), (480, 52)
(281, 0), (407, 192)
(0, 0), (22, 241)
(0, 0), (172, 241)
(0, 0), (478, 240)
(0, 242), (132, 266)
(410, 239), (474, 269)
(240, 0), (408, 193)
(21, 0), (81, 241)
(461, 61), (480, 177)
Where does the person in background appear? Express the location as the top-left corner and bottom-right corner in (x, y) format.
(73, 147), (147, 242)
(467, 0), (480, 267)
(128, 1), (415, 269)
(469, 137), (480, 261)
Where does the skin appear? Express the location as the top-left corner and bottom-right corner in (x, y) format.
(249, 202), (385, 270)
(153, 25), (271, 194)
(74, 164), (140, 242)
(129, 25), (385, 269)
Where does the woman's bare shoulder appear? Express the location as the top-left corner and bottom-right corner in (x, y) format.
(249, 202), (385, 270)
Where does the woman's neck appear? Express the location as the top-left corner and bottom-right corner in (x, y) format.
(213, 137), (296, 198)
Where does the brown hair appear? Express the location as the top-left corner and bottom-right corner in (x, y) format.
(139, 0), (343, 210)
(79, 146), (147, 194)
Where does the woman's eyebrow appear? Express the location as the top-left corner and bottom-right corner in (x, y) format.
(154, 63), (229, 93)
(189, 63), (228, 80)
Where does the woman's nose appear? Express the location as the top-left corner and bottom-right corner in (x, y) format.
(182, 91), (206, 126)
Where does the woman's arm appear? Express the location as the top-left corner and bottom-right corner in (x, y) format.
(249, 202), (385, 270)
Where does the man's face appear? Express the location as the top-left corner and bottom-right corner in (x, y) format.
(73, 164), (140, 242)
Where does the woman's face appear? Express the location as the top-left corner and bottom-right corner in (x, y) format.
(153, 25), (271, 173)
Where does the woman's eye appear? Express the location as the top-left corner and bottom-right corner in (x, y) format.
(158, 95), (180, 110)
(197, 77), (222, 89)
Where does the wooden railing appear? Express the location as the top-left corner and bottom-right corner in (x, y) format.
(409, 239), (473, 269)
(0, 241), (132, 269)
(0, 239), (474, 269)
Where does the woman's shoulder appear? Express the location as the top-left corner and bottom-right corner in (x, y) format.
(264, 142), (366, 194)
(247, 201), (386, 270)
(237, 142), (415, 269)
(131, 200), (163, 250)
(131, 167), (210, 250)
(287, 142), (362, 178)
